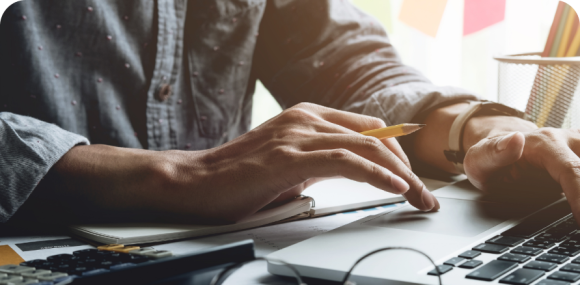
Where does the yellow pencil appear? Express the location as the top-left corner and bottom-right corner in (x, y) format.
(360, 124), (425, 139)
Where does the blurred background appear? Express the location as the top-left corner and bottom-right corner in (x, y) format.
(251, 0), (561, 129)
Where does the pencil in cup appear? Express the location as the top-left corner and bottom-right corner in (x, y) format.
(359, 124), (425, 140)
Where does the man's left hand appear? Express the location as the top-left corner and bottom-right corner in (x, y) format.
(464, 122), (580, 222)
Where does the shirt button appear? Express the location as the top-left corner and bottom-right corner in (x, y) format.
(157, 84), (172, 102)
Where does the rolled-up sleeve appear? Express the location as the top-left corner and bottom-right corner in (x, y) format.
(0, 112), (89, 222)
(255, 0), (480, 126)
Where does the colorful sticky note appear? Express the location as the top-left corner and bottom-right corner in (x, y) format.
(398, 0), (449, 38)
(0, 245), (25, 266)
(463, 0), (506, 36)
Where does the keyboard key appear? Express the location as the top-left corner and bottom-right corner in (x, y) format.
(536, 279), (572, 285)
(512, 246), (543, 256)
(122, 255), (150, 264)
(19, 260), (45, 267)
(18, 278), (41, 285)
(473, 243), (510, 254)
(548, 271), (580, 282)
(128, 247), (155, 256)
(524, 261), (558, 272)
(499, 268), (544, 285)
(0, 273), (5, 278)
(466, 260), (518, 281)
(499, 253), (531, 263)
(459, 260), (483, 269)
(488, 236), (526, 247)
(549, 247), (580, 257)
(143, 250), (172, 259)
(37, 272), (68, 281)
(559, 242), (580, 249)
(21, 269), (52, 277)
(46, 254), (74, 262)
(524, 241), (556, 249)
(537, 253), (570, 264)
(73, 249), (99, 257)
(459, 250), (481, 259)
(0, 265), (35, 274)
(427, 265), (452, 276)
(536, 232), (569, 242)
(561, 263), (580, 273)
(443, 257), (466, 267)
(0, 275), (23, 283)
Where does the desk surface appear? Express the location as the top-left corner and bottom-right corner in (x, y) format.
(0, 207), (388, 285)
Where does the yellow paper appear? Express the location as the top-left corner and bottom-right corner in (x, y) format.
(0, 245), (25, 266)
(398, 0), (448, 37)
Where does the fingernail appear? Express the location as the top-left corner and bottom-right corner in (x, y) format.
(391, 175), (410, 194)
(421, 187), (436, 211)
(496, 132), (517, 151)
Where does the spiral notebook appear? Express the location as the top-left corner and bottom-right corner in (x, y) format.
(69, 177), (449, 245)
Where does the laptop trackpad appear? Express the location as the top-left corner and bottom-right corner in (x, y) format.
(363, 198), (535, 237)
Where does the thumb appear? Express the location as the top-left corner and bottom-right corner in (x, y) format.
(464, 132), (525, 190)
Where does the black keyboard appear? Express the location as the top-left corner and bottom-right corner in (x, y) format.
(429, 199), (580, 285)
(0, 240), (255, 285)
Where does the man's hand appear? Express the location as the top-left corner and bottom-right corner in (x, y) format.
(42, 103), (437, 224)
(464, 117), (580, 222)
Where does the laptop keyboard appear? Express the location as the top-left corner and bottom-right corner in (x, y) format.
(429, 211), (580, 285)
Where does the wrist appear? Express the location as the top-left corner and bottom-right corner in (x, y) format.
(463, 115), (538, 151)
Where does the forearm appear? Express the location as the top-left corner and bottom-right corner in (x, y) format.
(413, 103), (538, 174)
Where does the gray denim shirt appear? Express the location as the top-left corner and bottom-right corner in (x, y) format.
(0, 0), (478, 222)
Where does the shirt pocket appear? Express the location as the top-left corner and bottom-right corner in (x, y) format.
(186, 0), (264, 138)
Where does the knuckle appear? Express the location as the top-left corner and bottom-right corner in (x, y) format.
(360, 136), (383, 150)
(368, 117), (386, 129)
(294, 102), (316, 110)
(328, 149), (351, 160)
(271, 146), (294, 158)
(562, 161), (580, 177)
(282, 107), (318, 123)
(537, 128), (560, 141)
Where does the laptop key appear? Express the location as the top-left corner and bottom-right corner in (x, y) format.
(525, 241), (556, 249)
(443, 257), (466, 267)
(536, 233), (569, 242)
(535, 279), (571, 285)
(561, 263), (580, 273)
(466, 260), (518, 281)
(488, 236), (526, 247)
(548, 271), (580, 282)
(549, 247), (580, 257)
(427, 265), (453, 276)
(499, 253), (531, 263)
(537, 253), (570, 264)
(459, 250), (481, 259)
(459, 260), (483, 269)
(524, 261), (558, 272)
(499, 268), (544, 285)
(559, 242), (580, 249)
(473, 243), (510, 254)
(512, 246), (543, 256)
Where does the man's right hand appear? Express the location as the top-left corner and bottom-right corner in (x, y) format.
(42, 103), (437, 223)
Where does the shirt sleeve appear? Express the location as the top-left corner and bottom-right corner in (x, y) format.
(255, 0), (481, 127)
(0, 112), (89, 223)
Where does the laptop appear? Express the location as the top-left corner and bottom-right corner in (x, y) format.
(267, 180), (574, 285)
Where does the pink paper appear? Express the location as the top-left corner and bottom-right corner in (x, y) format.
(463, 0), (506, 36)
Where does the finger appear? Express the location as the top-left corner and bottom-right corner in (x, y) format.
(464, 132), (525, 190)
(298, 137), (435, 211)
(537, 140), (580, 224)
(306, 121), (412, 168)
(295, 149), (412, 196)
(381, 137), (412, 170)
(297, 103), (387, 132)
